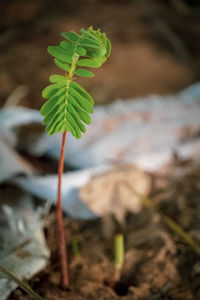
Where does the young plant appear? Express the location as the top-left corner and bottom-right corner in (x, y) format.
(71, 235), (80, 258)
(114, 233), (124, 280)
(40, 27), (111, 288)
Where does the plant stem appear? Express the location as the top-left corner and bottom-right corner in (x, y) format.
(57, 131), (69, 289)
(72, 235), (80, 258)
(114, 234), (124, 271)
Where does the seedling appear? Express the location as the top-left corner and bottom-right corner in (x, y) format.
(104, 233), (124, 289)
(40, 27), (111, 288)
(72, 235), (80, 258)
(114, 233), (124, 280)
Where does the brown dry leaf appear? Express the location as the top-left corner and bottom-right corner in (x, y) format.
(79, 165), (151, 222)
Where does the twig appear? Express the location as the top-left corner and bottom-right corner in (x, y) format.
(123, 181), (200, 255)
(0, 265), (45, 300)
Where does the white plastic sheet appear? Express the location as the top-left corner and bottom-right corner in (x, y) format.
(0, 83), (200, 172)
(13, 166), (110, 220)
(0, 196), (50, 300)
(0, 137), (33, 183)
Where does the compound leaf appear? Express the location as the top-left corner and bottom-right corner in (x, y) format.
(41, 27), (111, 137)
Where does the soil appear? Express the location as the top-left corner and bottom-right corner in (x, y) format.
(7, 164), (200, 300)
(1, 0), (200, 299)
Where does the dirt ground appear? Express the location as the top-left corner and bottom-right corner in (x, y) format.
(1, 0), (200, 299)
(8, 164), (200, 300)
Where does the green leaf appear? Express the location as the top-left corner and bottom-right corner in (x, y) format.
(67, 115), (81, 138)
(41, 27), (111, 137)
(85, 47), (106, 59)
(70, 81), (94, 104)
(49, 75), (66, 83)
(43, 82), (66, 99)
(69, 99), (92, 125)
(60, 42), (85, 57)
(60, 41), (74, 52)
(68, 94), (87, 113)
(80, 27), (107, 57)
(40, 94), (65, 116)
(73, 108), (91, 125)
(42, 83), (63, 99)
(67, 113), (82, 136)
(77, 58), (102, 68)
(63, 121), (70, 132)
(77, 109), (91, 125)
(46, 110), (65, 135)
(68, 104), (86, 133)
(65, 120), (76, 137)
(76, 47), (86, 56)
(74, 68), (94, 78)
(43, 106), (57, 125)
(54, 121), (64, 134)
(80, 28), (97, 39)
(54, 59), (71, 72)
(48, 46), (72, 63)
(43, 105), (59, 125)
(54, 86), (67, 99)
(106, 39), (111, 58)
(79, 37), (100, 49)
(80, 28), (103, 46)
(69, 87), (93, 113)
(61, 31), (80, 43)
(46, 120), (59, 136)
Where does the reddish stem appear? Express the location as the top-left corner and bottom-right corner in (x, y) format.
(57, 131), (69, 289)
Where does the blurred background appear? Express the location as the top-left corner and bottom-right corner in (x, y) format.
(1, 1), (200, 299)
(0, 0), (200, 108)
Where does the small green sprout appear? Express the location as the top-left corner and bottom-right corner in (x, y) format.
(72, 236), (80, 258)
(114, 233), (124, 271)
